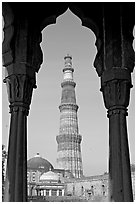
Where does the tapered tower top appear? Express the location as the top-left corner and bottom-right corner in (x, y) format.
(64, 54), (72, 67)
(63, 54), (74, 81)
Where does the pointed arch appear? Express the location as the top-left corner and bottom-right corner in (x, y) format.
(40, 3), (100, 39)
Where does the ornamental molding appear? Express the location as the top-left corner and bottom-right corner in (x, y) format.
(107, 106), (128, 118)
(56, 134), (82, 144)
(59, 103), (78, 112)
(63, 67), (74, 73)
(9, 103), (30, 116)
(61, 80), (76, 88)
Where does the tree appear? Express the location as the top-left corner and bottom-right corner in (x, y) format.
(130, 164), (135, 172)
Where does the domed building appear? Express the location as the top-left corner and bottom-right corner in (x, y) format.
(28, 153), (53, 172)
(35, 168), (65, 197)
(40, 169), (59, 181)
(27, 153), (54, 196)
(27, 153), (73, 198)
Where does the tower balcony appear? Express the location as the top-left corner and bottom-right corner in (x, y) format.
(61, 80), (76, 88)
(59, 103), (78, 112)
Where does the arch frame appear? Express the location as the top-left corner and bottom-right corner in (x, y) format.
(2, 2), (134, 202)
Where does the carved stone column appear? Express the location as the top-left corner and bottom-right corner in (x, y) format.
(2, 3), (42, 201)
(101, 69), (133, 201)
(93, 3), (134, 202)
(3, 75), (36, 201)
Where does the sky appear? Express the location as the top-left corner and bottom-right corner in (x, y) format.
(2, 9), (135, 176)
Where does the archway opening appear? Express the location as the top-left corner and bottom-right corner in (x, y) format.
(2, 6), (135, 178)
(2, 3), (135, 202)
(28, 9), (108, 176)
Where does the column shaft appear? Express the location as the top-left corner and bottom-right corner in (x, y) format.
(120, 113), (133, 201)
(109, 112), (123, 201)
(109, 111), (133, 201)
(4, 109), (27, 201)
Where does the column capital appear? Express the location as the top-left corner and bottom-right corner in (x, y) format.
(100, 67), (133, 113)
(4, 74), (36, 116)
(100, 75), (132, 113)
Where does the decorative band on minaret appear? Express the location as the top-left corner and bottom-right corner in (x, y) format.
(56, 54), (83, 178)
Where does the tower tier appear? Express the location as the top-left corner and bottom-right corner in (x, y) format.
(56, 55), (83, 178)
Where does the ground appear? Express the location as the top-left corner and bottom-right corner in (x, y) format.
(28, 195), (109, 202)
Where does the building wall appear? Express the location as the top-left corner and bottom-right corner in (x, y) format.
(27, 169), (135, 200)
(65, 173), (135, 200)
(27, 170), (42, 183)
(66, 176), (108, 197)
(27, 169), (42, 196)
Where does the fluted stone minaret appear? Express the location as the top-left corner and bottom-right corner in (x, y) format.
(56, 55), (83, 178)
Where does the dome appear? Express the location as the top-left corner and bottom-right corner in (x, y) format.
(27, 153), (53, 172)
(40, 169), (59, 181)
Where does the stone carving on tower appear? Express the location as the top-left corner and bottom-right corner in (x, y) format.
(56, 55), (83, 178)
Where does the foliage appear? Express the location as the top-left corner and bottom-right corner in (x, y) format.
(130, 164), (135, 172)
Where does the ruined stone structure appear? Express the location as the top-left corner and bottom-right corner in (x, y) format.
(56, 55), (83, 178)
(65, 170), (135, 201)
(2, 2), (134, 202)
(26, 154), (135, 202)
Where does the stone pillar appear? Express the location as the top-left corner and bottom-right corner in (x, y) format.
(93, 3), (134, 202)
(41, 190), (44, 196)
(102, 70), (133, 201)
(62, 189), (65, 196)
(2, 3), (43, 202)
(57, 189), (59, 196)
(49, 189), (52, 196)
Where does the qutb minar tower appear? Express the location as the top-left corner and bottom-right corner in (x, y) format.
(56, 55), (83, 178)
